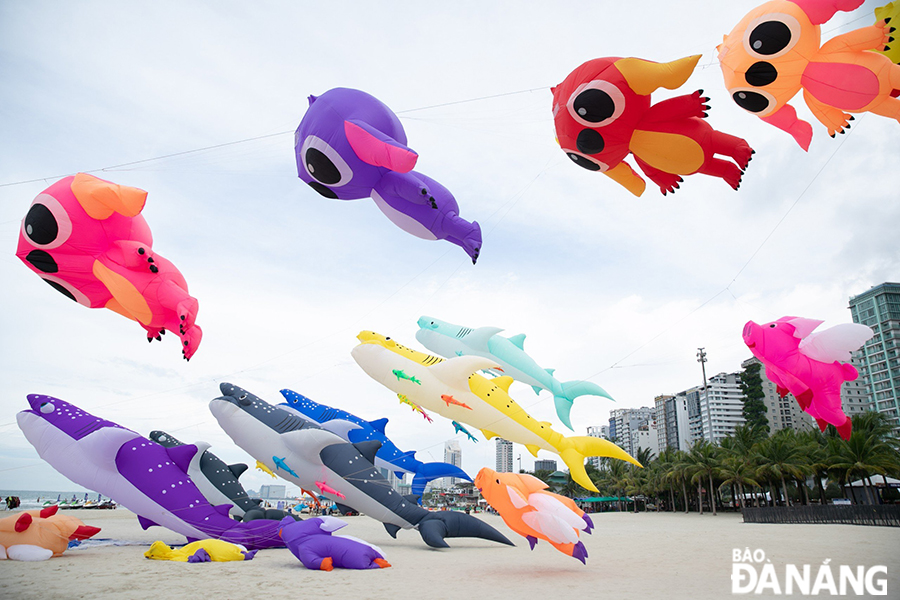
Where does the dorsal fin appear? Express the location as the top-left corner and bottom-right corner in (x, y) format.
(354, 440), (383, 465)
(545, 368), (556, 377)
(493, 376), (515, 393)
(229, 463), (248, 478)
(368, 417), (389, 434)
(508, 333), (526, 349)
(214, 503), (232, 517)
(165, 443), (201, 474)
(430, 355), (500, 388)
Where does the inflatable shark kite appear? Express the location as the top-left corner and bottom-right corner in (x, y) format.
(416, 316), (614, 430)
(352, 332), (641, 493)
(279, 388), (471, 496)
(17, 395), (284, 550)
(149, 431), (297, 523)
(211, 383), (512, 549)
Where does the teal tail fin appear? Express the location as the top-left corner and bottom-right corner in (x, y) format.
(554, 381), (615, 431)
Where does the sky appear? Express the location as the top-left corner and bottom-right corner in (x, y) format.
(1, 0), (897, 495)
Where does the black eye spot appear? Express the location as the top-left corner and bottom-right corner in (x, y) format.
(567, 153), (601, 171)
(26, 249), (58, 273)
(24, 204), (58, 245)
(769, 324), (777, 328)
(495, 479), (500, 484)
(305, 148), (341, 185)
(745, 61), (778, 87)
(573, 89), (615, 123)
(749, 21), (791, 56)
(732, 90), (770, 113)
(43, 279), (76, 301)
(307, 181), (338, 199)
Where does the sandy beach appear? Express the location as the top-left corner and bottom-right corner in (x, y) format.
(1, 508), (896, 599)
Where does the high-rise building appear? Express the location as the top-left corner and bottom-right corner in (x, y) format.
(655, 393), (692, 452)
(849, 282), (900, 427)
(631, 422), (659, 458)
(444, 440), (462, 485)
(534, 459), (557, 472)
(609, 407), (654, 456)
(741, 357), (812, 433)
(695, 372), (745, 444)
(495, 438), (514, 473)
(586, 425), (610, 469)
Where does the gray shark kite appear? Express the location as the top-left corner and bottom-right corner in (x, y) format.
(210, 382), (513, 549)
(149, 430), (298, 523)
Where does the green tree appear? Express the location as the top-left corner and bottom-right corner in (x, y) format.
(739, 361), (770, 434)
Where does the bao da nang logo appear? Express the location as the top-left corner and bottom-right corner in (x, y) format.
(732, 548), (888, 595)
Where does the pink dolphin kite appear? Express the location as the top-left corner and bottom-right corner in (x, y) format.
(742, 316), (873, 439)
(16, 173), (202, 359)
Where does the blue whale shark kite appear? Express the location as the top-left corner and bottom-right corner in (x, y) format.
(416, 316), (615, 430)
(280, 388), (471, 496)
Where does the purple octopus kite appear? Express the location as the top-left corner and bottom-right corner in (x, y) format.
(294, 87), (482, 263)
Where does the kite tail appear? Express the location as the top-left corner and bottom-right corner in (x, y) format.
(561, 437), (642, 493)
(553, 381), (614, 431)
(411, 462), (472, 497)
(416, 512), (514, 549)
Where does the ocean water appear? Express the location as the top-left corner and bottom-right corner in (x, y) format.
(0, 489), (111, 511)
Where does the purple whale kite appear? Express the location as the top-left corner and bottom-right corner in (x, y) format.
(294, 87), (483, 263)
(16, 394), (284, 550)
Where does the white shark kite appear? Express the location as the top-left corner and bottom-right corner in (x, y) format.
(416, 316), (613, 430)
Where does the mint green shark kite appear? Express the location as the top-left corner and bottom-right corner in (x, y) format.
(415, 316), (614, 431)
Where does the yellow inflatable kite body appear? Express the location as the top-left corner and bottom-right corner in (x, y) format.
(144, 539), (256, 562)
(352, 332), (640, 493)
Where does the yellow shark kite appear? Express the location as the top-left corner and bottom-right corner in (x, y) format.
(351, 331), (641, 493)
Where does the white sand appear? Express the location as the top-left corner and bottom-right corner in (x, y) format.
(1, 509), (897, 599)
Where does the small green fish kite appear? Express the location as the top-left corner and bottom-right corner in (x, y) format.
(392, 369), (421, 385)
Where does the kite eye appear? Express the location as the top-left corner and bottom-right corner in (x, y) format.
(567, 80), (625, 128)
(22, 193), (73, 250)
(40, 402), (55, 414)
(731, 89), (775, 114)
(495, 479), (500, 484)
(299, 135), (353, 189)
(238, 393), (252, 406)
(744, 14), (801, 59)
(769, 324), (777, 328)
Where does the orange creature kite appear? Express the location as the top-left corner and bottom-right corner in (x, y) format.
(475, 468), (592, 563)
(552, 55), (754, 196)
(0, 505), (100, 560)
(718, 0), (900, 150)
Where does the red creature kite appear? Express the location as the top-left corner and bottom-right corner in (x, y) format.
(552, 55), (754, 196)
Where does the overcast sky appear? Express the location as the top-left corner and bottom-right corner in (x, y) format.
(1, 0), (897, 494)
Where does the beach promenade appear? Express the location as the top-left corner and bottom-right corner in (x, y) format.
(1, 509), (896, 599)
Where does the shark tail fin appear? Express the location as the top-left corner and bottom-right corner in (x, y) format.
(417, 511), (514, 549)
(553, 381), (615, 431)
(559, 437), (641, 493)
(411, 462), (472, 496)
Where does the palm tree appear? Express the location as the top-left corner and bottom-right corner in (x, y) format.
(753, 429), (809, 507)
(687, 440), (720, 515)
(827, 428), (896, 504)
(718, 455), (760, 510)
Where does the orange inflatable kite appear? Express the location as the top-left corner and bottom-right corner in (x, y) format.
(0, 505), (100, 561)
(475, 468), (592, 563)
(718, 0), (900, 150)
